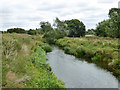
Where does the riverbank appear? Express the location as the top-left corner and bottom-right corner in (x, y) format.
(2, 33), (64, 88)
(55, 37), (120, 81)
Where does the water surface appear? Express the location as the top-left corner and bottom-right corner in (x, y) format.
(47, 46), (119, 88)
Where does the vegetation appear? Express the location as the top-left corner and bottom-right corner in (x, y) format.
(2, 7), (120, 88)
(65, 19), (86, 37)
(86, 29), (95, 35)
(43, 18), (85, 43)
(95, 8), (120, 38)
(43, 29), (68, 44)
(40, 21), (53, 33)
(56, 37), (120, 81)
(7, 28), (26, 34)
(2, 33), (64, 88)
(41, 44), (52, 52)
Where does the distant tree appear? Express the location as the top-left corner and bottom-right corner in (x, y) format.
(86, 29), (95, 35)
(95, 20), (110, 37)
(7, 28), (26, 33)
(65, 19), (86, 37)
(53, 17), (67, 30)
(40, 21), (53, 33)
(43, 29), (68, 44)
(27, 29), (37, 35)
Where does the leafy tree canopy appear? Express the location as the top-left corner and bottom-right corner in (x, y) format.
(7, 28), (26, 33)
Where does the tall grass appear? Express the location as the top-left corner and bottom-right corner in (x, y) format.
(2, 33), (64, 88)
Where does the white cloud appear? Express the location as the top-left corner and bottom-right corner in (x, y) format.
(0, 0), (119, 31)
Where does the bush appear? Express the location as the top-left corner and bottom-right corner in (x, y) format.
(91, 55), (99, 61)
(64, 47), (70, 53)
(41, 44), (52, 52)
(91, 53), (106, 62)
(64, 46), (74, 55)
(76, 48), (85, 58)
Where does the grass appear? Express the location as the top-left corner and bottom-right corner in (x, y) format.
(2, 33), (64, 88)
(56, 36), (120, 81)
(25, 46), (64, 88)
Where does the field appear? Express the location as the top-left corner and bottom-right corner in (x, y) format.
(56, 36), (120, 81)
(2, 33), (64, 88)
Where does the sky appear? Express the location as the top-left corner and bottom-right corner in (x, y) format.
(0, 0), (119, 31)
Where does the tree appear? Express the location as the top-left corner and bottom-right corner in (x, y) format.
(40, 21), (53, 33)
(53, 17), (67, 30)
(65, 19), (86, 37)
(108, 8), (120, 38)
(95, 20), (110, 37)
(95, 8), (120, 38)
(86, 29), (95, 35)
(7, 28), (26, 33)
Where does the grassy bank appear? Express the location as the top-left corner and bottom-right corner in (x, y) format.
(56, 36), (120, 81)
(2, 33), (64, 88)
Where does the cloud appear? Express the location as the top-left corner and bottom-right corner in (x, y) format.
(0, 0), (119, 31)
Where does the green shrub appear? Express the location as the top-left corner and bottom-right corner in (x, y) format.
(76, 48), (85, 58)
(113, 59), (120, 69)
(26, 46), (64, 88)
(84, 49), (95, 58)
(41, 44), (52, 52)
(64, 46), (74, 55)
(92, 56), (99, 61)
(92, 53), (106, 62)
(64, 47), (70, 53)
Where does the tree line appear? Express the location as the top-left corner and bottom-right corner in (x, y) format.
(6, 18), (86, 37)
(3, 8), (120, 39)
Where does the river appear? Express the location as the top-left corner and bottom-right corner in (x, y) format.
(47, 46), (119, 88)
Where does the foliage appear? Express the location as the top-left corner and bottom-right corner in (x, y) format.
(65, 19), (86, 37)
(40, 21), (53, 33)
(76, 48), (85, 57)
(64, 46), (74, 55)
(26, 46), (64, 88)
(86, 29), (96, 35)
(53, 17), (67, 30)
(27, 29), (37, 35)
(41, 44), (52, 52)
(2, 34), (64, 88)
(43, 29), (68, 44)
(27, 29), (43, 35)
(95, 8), (120, 38)
(7, 28), (26, 33)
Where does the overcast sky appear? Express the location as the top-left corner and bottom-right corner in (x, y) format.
(0, 0), (119, 31)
